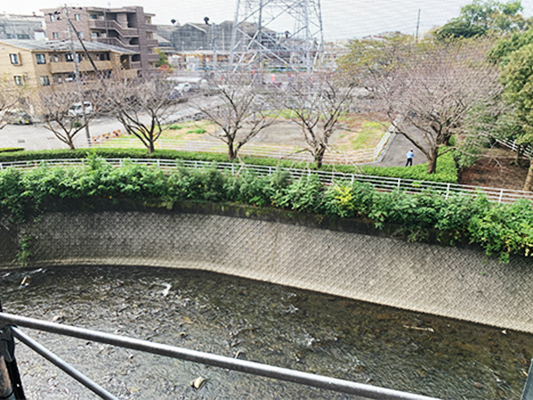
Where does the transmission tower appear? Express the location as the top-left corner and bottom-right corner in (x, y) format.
(230, 0), (324, 72)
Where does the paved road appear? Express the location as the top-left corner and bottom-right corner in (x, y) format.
(0, 97), (213, 152)
(1, 104), (430, 171)
(378, 130), (428, 168)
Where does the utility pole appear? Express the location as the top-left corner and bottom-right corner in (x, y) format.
(415, 9), (421, 43)
(64, 4), (91, 147)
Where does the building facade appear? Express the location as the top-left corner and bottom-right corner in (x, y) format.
(0, 14), (45, 40)
(0, 39), (136, 113)
(40, 6), (158, 74)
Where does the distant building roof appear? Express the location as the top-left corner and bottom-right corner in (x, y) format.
(0, 39), (136, 54)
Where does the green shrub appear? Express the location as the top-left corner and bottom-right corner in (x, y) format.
(0, 147), (24, 153)
(361, 151), (458, 183)
(186, 128), (206, 134)
(0, 156), (531, 261)
(0, 148), (459, 183)
(167, 124), (183, 130)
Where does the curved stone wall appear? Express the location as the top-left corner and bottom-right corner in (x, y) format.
(1, 208), (532, 333)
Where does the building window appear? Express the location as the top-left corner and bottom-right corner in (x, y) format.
(53, 32), (59, 39)
(66, 53), (73, 62)
(90, 14), (97, 20)
(40, 76), (50, 86)
(36, 54), (46, 64)
(74, 14), (81, 21)
(91, 32), (99, 38)
(14, 76), (24, 86)
(57, 75), (62, 84)
(53, 54), (60, 62)
(77, 32), (84, 39)
(9, 54), (20, 65)
(50, 14), (56, 22)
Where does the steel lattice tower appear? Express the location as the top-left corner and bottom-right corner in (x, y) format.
(230, 0), (324, 72)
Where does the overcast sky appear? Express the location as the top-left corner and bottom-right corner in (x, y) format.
(3, 0), (533, 40)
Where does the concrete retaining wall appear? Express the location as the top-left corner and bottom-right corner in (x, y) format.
(1, 208), (532, 332)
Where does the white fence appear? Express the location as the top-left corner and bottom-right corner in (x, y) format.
(1, 158), (532, 204)
(494, 137), (533, 158)
(92, 138), (377, 165)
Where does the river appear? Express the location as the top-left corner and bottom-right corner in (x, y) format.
(1, 265), (531, 399)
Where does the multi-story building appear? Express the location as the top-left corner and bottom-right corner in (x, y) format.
(0, 39), (136, 113)
(0, 13), (46, 40)
(40, 6), (158, 74)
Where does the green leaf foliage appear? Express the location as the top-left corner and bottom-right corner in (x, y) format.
(0, 156), (529, 261)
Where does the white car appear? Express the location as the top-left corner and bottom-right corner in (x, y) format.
(174, 83), (191, 93)
(68, 102), (94, 117)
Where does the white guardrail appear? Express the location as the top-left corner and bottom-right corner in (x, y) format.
(1, 158), (532, 204)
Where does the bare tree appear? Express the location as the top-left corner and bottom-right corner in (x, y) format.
(283, 72), (355, 169)
(0, 75), (27, 130)
(371, 40), (502, 174)
(193, 73), (278, 161)
(39, 86), (98, 150)
(104, 77), (179, 153)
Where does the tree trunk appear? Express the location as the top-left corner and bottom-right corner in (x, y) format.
(148, 141), (154, 154)
(516, 145), (523, 167)
(67, 139), (76, 150)
(314, 146), (326, 169)
(523, 158), (533, 192)
(228, 142), (236, 161)
(426, 148), (439, 174)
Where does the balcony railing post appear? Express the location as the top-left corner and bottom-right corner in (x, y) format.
(522, 358), (533, 400)
(0, 302), (25, 400)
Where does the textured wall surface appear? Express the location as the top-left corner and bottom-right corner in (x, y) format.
(1, 210), (532, 333)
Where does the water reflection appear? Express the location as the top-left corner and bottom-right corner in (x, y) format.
(1, 265), (531, 400)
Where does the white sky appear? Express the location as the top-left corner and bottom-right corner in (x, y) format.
(2, 0), (533, 41)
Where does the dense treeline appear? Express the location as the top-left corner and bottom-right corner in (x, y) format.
(0, 157), (530, 262)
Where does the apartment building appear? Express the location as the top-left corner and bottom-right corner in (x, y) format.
(0, 13), (46, 40)
(40, 6), (158, 74)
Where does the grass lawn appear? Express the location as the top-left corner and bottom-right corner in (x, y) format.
(100, 114), (387, 153)
(334, 115), (388, 151)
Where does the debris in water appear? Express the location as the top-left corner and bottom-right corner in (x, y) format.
(161, 283), (172, 297)
(403, 325), (434, 333)
(20, 276), (31, 286)
(235, 350), (244, 359)
(501, 330), (507, 335)
(190, 377), (206, 389)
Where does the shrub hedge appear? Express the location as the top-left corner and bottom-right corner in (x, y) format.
(0, 147), (458, 182)
(0, 157), (529, 261)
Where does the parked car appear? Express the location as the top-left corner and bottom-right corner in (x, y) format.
(68, 102), (94, 117)
(1, 110), (33, 125)
(174, 83), (192, 93)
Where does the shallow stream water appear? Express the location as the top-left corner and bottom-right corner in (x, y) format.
(0, 265), (531, 400)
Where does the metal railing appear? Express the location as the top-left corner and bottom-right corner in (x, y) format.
(0, 312), (441, 400)
(1, 157), (532, 204)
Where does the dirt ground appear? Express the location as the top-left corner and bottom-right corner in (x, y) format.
(459, 148), (529, 190)
(190, 113), (387, 149)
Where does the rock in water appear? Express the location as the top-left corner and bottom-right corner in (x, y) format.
(190, 377), (206, 389)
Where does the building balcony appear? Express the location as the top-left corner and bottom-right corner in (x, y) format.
(146, 39), (158, 48)
(88, 20), (138, 37)
(120, 69), (139, 79)
(147, 53), (159, 62)
(49, 60), (113, 74)
(145, 24), (156, 32)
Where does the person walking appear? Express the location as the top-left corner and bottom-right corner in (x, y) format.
(405, 150), (414, 166)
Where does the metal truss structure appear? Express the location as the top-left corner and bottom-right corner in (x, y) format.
(230, 0), (324, 72)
